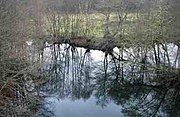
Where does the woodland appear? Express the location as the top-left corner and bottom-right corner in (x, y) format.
(0, 0), (180, 116)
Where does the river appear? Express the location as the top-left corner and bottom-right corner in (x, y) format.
(39, 44), (180, 117)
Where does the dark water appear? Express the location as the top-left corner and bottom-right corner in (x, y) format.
(41, 45), (180, 117)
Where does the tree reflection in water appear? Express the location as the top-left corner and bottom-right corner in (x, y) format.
(42, 44), (180, 117)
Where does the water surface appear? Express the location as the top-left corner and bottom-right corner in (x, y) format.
(41, 44), (180, 117)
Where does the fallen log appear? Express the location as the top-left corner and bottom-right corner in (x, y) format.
(46, 36), (120, 52)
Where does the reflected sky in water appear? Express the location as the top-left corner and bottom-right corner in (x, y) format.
(41, 44), (180, 117)
(45, 96), (122, 117)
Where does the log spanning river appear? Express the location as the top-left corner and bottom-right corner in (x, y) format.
(39, 43), (180, 117)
